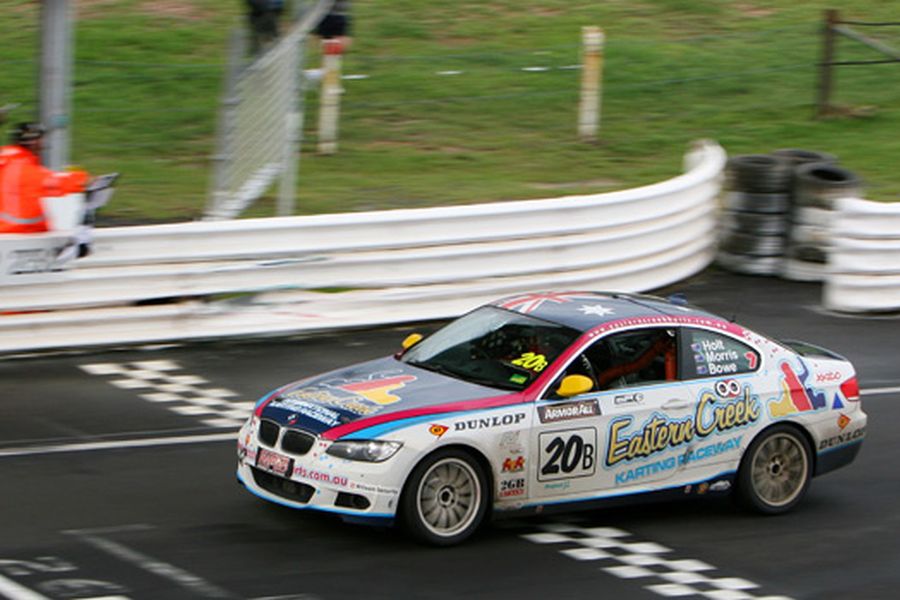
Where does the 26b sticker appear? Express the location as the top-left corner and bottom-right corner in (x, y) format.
(538, 428), (597, 481)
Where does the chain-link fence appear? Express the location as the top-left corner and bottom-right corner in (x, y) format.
(205, 0), (335, 220)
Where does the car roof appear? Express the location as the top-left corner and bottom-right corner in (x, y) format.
(490, 291), (725, 332)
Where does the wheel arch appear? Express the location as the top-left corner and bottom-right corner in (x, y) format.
(399, 443), (495, 511)
(743, 420), (817, 475)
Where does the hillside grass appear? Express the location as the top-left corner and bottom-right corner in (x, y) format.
(1, 0), (898, 222)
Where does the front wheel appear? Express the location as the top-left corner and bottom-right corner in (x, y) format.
(400, 449), (489, 546)
(736, 425), (812, 514)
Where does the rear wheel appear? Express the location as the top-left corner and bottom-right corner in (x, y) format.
(737, 425), (811, 514)
(400, 448), (489, 546)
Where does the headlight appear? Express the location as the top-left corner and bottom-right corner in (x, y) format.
(326, 440), (403, 463)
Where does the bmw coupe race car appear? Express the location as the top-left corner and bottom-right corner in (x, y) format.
(237, 291), (866, 545)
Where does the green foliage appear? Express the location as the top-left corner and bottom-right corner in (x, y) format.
(1, 0), (897, 222)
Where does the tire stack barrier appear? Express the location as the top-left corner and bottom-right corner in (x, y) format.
(717, 154), (793, 275)
(782, 160), (862, 281)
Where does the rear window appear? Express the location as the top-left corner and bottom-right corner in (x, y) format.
(680, 328), (760, 379)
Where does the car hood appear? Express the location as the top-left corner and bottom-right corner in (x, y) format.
(257, 356), (512, 436)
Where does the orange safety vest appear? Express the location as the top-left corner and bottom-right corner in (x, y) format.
(0, 145), (89, 234)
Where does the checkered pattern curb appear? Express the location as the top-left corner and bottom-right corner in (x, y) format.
(81, 360), (253, 428)
(522, 523), (794, 600)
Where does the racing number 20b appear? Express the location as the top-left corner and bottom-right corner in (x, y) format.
(538, 428), (597, 481)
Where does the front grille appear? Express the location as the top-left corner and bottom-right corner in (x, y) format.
(282, 429), (315, 455)
(258, 419), (280, 447)
(251, 467), (314, 504)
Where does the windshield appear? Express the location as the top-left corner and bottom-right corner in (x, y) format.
(400, 306), (581, 391)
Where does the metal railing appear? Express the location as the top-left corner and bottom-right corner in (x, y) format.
(0, 141), (725, 353)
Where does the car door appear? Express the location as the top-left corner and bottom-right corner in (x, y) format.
(675, 326), (765, 479)
(531, 326), (697, 500)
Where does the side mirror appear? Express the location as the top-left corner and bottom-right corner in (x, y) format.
(556, 375), (594, 398)
(401, 333), (423, 350)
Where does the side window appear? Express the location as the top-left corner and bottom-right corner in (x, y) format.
(595, 328), (677, 390)
(680, 328), (760, 380)
(547, 328), (677, 398)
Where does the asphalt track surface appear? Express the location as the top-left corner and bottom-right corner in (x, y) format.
(1, 268), (898, 600)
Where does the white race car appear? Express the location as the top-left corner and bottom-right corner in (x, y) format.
(237, 291), (866, 545)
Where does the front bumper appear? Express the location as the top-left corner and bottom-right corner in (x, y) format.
(236, 420), (403, 523)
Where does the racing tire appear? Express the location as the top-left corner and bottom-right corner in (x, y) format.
(736, 425), (812, 515)
(400, 448), (489, 546)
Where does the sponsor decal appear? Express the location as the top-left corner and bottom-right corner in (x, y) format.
(502, 456), (525, 473)
(336, 374), (417, 406)
(614, 392), (644, 406)
(538, 399), (600, 424)
(293, 465), (349, 487)
(819, 426), (865, 451)
(499, 477), (526, 498)
(509, 373), (528, 385)
(606, 387), (760, 467)
(271, 398), (343, 427)
(544, 480), (571, 492)
(454, 412), (526, 431)
(277, 371), (419, 418)
(714, 379), (742, 398)
(539, 428), (597, 482)
(614, 435), (742, 485)
(709, 480), (731, 492)
(258, 448), (292, 476)
(349, 481), (399, 495)
(837, 413), (851, 430)
(768, 361), (828, 418)
(499, 431), (524, 454)
(817, 371), (842, 383)
(429, 424), (449, 438)
(280, 389), (379, 416)
(511, 352), (549, 372)
(697, 482), (710, 495)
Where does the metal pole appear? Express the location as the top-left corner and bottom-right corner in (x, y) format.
(317, 39), (343, 155)
(277, 32), (305, 216)
(39, 0), (74, 169)
(817, 9), (839, 119)
(578, 26), (604, 142)
(205, 28), (246, 220)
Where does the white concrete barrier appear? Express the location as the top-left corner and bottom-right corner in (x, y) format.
(0, 140), (726, 352)
(824, 197), (900, 313)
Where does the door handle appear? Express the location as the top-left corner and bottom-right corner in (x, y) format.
(663, 398), (691, 410)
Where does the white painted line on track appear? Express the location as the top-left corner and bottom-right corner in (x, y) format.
(64, 527), (234, 599)
(860, 385), (900, 396)
(523, 523), (794, 600)
(0, 432), (236, 458)
(0, 574), (49, 600)
(80, 362), (251, 428)
(0, 575), (50, 600)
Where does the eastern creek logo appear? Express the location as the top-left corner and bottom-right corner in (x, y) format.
(606, 386), (760, 467)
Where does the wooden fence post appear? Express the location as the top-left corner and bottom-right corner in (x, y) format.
(817, 9), (839, 118)
(578, 26), (605, 142)
(317, 39), (344, 154)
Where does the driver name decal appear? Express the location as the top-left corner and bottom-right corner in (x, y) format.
(606, 386), (760, 467)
